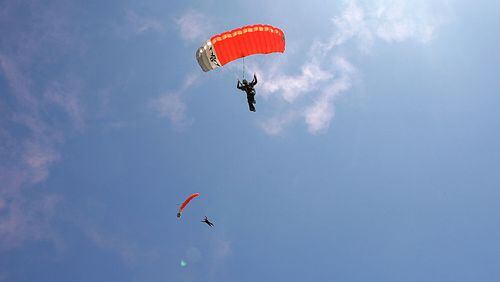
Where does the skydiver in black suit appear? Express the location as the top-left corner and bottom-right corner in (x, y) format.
(237, 74), (258, 112)
(201, 216), (214, 227)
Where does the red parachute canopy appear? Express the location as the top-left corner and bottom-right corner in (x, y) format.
(177, 193), (200, 218)
(196, 24), (285, 72)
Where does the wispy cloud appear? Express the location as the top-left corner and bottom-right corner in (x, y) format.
(303, 57), (355, 133)
(125, 10), (164, 35)
(372, 0), (449, 43)
(0, 193), (61, 250)
(167, 10), (217, 129)
(44, 78), (85, 131)
(212, 238), (231, 260)
(150, 74), (198, 128)
(257, 0), (451, 135)
(207, 237), (232, 279)
(152, 93), (187, 125)
(175, 10), (213, 43)
(0, 64), (64, 250)
(260, 111), (299, 136)
(85, 228), (141, 264)
(0, 93), (64, 250)
(110, 8), (165, 39)
(0, 55), (36, 109)
(60, 198), (159, 265)
(0, 1), (87, 250)
(260, 62), (333, 103)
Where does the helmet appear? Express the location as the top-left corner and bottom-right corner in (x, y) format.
(242, 79), (248, 84)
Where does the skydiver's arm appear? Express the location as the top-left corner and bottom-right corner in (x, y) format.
(251, 74), (257, 86)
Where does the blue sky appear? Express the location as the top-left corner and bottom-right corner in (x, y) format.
(1, 0), (500, 281)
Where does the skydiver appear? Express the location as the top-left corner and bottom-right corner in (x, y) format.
(237, 74), (258, 112)
(201, 216), (214, 227)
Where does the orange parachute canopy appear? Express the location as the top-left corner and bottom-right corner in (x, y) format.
(177, 193), (200, 218)
(196, 24), (285, 72)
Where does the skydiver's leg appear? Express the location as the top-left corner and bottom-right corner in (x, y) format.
(248, 102), (256, 112)
(247, 95), (256, 112)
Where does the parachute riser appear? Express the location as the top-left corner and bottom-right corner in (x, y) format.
(242, 56), (246, 80)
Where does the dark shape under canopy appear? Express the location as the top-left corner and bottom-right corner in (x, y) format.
(177, 193), (200, 218)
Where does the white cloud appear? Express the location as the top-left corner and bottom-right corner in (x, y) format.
(0, 2), (88, 251)
(330, 0), (373, 50)
(206, 237), (232, 279)
(152, 93), (187, 125)
(0, 57), (64, 249)
(304, 97), (334, 134)
(213, 238), (231, 259)
(261, 62), (333, 103)
(85, 228), (139, 264)
(44, 79), (85, 131)
(175, 10), (212, 43)
(0, 55), (36, 109)
(0, 57), (64, 189)
(126, 10), (164, 34)
(150, 74), (198, 128)
(21, 139), (60, 184)
(381, 0), (450, 39)
(304, 57), (354, 133)
(112, 9), (165, 39)
(257, 0), (451, 135)
(260, 112), (298, 136)
(0, 193), (61, 250)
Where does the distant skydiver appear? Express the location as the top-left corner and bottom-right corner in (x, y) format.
(201, 216), (214, 227)
(177, 193), (200, 218)
(237, 74), (258, 112)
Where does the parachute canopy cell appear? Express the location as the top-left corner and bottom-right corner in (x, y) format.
(177, 193), (200, 218)
(196, 24), (285, 72)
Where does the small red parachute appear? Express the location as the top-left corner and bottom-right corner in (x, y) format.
(177, 193), (200, 218)
(196, 24), (285, 72)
